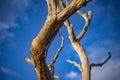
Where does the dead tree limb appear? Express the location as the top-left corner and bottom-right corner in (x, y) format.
(49, 33), (64, 67)
(67, 59), (83, 72)
(46, 0), (57, 16)
(48, 33), (64, 76)
(24, 57), (33, 65)
(65, 19), (90, 80)
(24, 0), (111, 80)
(76, 10), (92, 41)
(62, 1), (92, 79)
(54, 75), (62, 80)
(64, 9), (111, 79)
(90, 52), (111, 70)
(25, 0), (91, 80)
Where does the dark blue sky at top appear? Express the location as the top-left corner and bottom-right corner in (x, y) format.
(0, 0), (120, 80)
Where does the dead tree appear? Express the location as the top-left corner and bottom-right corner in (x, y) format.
(24, 0), (111, 80)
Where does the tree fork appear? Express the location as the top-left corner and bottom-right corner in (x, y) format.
(26, 0), (91, 80)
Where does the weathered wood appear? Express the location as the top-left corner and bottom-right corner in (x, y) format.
(65, 21), (90, 80)
(28, 0), (91, 80)
(24, 0), (111, 80)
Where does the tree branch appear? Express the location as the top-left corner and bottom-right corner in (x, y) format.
(54, 75), (62, 80)
(29, 0), (91, 79)
(90, 52), (111, 70)
(59, 0), (92, 41)
(58, 0), (65, 9)
(46, 0), (57, 16)
(67, 59), (83, 71)
(48, 33), (64, 77)
(49, 33), (64, 66)
(65, 0), (70, 6)
(57, 0), (91, 21)
(76, 10), (92, 41)
(24, 57), (33, 65)
(65, 13), (90, 80)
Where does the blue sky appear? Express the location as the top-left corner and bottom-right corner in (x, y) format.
(0, 0), (120, 80)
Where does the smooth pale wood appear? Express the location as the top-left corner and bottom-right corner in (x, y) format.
(66, 23), (90, 80)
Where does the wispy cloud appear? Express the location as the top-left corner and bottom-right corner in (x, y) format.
(0, 0), (32, 40)
(0, 66), (20, 77)
(0, 22), (17, 40)
(87, 39), (120, 62)
(66, 71), (78, 79)
(0, 22), (17, 31)
(0, 31), (14, 40)
(87, 38), (120, 80)
(91, 58), (120, 80)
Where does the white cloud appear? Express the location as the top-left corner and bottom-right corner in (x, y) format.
(0, 66), (20, 77)
(66, 71), (78, 79)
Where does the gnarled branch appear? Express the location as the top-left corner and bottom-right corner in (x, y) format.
(90, 52), (111, 70)
(29, 0), (91, 79)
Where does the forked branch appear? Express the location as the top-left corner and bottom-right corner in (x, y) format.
(57, 0), (91, 21)
(76, 10), (92, 41)
(90, 52), (111, 70)
(60, 0), (92, 41)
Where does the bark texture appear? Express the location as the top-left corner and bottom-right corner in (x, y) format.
(29, 0), (90, 80)
(24, 0), (111, 80)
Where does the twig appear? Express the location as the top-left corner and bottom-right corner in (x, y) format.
(24, 57), (33, 65)
(54, 75), (62, 80)
(67, 59), (83, 71)
(90, 52), (111, 70)
(49, 33), (64, 66)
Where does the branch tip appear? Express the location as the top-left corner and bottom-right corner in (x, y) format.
(24, 57), (33, 65)
(90, 52), (111, 70)
(49, 33), (64, 67)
